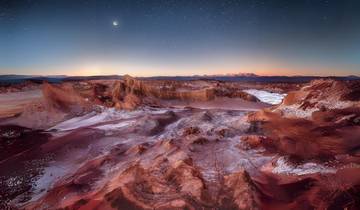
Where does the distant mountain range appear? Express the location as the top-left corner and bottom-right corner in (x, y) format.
(141, 75), (360, 83)
(0, 75), (123, 85)
(197, 73), (259, 77)
(0, 74), (359, 85)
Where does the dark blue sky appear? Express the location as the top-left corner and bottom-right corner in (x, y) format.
(1, 0), (360, 76)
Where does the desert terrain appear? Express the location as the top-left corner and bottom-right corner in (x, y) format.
(0, 76), (359, 210)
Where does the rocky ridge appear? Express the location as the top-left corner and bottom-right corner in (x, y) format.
(244, 79), (360, 209)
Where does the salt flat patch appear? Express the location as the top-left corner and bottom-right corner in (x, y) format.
(276, 104), (317, 119)
(49, 108), (142, 131)
(243, 89), (286, 105)
(95, 120), (136, 130)
(49, 107), (181, 131)
(272, 157), (336, 175)
(28, 162), (70, 203)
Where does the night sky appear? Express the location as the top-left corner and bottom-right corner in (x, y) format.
(1, 0), (360, 76)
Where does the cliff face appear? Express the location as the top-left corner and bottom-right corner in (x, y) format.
(111, 75), (218, 107)
(42, 75), (263, 111)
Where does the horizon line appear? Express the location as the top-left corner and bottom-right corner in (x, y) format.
(0, 73), (359, 78)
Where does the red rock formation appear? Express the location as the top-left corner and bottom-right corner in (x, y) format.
(24, 144), (260, 210)
(42, 82), (89, 113)
(247, 79), (360, 160)
(4, 77), (359, 210)
(109, 75), (263, 110)
(244, 79), (360, 209)
(276, 79), (360, 118)
(111, 77), (143, 110)
(253, 166), (360, 210)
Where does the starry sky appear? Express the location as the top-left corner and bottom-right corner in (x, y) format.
(1, 0), (360, 76)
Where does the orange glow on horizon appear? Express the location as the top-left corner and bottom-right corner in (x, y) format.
(1, 61), (357, 77)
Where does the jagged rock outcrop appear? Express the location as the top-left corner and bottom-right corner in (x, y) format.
(111, 75), (217, 109)
(224, 172), (260, 209)
(240, 80), (360, 210)
(276, 79), (360, 118)
(109, 75), (262, 110)
(111, 76), (143, 110)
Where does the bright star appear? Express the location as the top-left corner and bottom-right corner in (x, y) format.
(112, 20), (119, 27)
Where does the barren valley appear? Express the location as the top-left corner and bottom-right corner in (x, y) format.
(0, 76), (359, 210)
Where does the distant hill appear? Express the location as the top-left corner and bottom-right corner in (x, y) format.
(0, 75), (66, 84)
(0, 74), (358, 85)
(140, 75), (360, 83)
